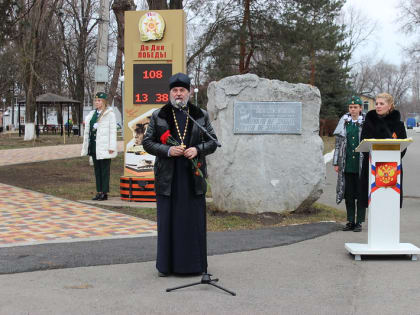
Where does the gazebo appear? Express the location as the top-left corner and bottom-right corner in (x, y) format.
(17, 93), (82, 137)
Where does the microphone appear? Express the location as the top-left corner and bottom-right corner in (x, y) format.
(175, 99), (186, 109)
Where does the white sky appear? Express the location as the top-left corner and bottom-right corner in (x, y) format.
(345, 0), (414, 65)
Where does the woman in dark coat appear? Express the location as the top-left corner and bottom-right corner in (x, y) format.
(359, 93), (407, 209)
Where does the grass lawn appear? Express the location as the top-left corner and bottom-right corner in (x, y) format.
(0, 133), (83, 150)
(0, 149), (345, 231)
(0, 155), (122, 201)
(0, 132), (123, 150)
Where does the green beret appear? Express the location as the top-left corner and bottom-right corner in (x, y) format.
(96, 92), (107, 99)
(347, 96), (362, 106)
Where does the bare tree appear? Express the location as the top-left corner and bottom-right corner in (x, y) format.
(398, 0), (420, 34)
(374, 62), (411, 106)
(186, 2), (233, 68)
(399, 59), (420, 118)
(56, 0), (100, 125)
(16, 0), (61, 140)
(352, 60), (412, 107)
(411, 62), (420, 102)
(339, 4), (378, 68)
(398, 0), (420, 62)
(350, 58), (377, 96)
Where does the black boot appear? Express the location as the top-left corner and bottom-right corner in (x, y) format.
(98, 193), (108, 201)
(92, 193), (102, 200)
(342, 222), (355, 231)
(353, 223), (362, 232)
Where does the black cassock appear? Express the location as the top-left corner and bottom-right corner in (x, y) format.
(156, 108), (207, 274)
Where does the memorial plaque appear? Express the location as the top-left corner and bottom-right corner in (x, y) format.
(233, 101), (302, 134)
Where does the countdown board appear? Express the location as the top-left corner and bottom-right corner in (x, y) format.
(124, 10), (185, 178)
(133, 64), (172, 105)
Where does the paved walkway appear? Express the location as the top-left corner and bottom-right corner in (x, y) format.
(0, 141), (153, 248)
(0, 141), (124, 166)
(0, 182), (156, 248)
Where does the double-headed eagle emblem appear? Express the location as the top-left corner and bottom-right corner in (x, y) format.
(375, 162), (397, 187)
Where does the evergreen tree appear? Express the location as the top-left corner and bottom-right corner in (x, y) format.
(203, 0), (351, 118)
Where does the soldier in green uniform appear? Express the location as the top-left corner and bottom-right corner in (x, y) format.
(333, 96), (366, 232)
(81, 92), (118, 201)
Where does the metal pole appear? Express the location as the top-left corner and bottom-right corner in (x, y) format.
(67, 104), (70, 137)
(60, 103), (63, 136)
(36, 104), (39, 137)
(94, 0), (110, 95)
(18, 102), (21, 136)
(120, 74), (124, 139)
(194, 88), (199, 106)
(11, 98), (15, 130)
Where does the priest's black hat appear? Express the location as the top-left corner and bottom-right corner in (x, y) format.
(169, 72), (191, 91)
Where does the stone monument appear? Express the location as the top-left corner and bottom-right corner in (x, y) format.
(206, 74), (325, 213)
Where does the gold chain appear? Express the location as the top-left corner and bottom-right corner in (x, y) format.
(172, 107), (189, 148)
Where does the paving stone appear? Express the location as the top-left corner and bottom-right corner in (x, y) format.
(0, 182), (157, 247)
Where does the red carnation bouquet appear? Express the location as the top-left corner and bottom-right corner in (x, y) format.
(160, 130), (206, 182)
(160, 130), (178, 146)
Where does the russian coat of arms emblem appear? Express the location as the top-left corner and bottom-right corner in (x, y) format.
(375, 162), (398, 187)
(139, 12), (165, 42)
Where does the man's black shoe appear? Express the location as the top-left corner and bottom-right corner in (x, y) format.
(158, 272), (169, 277)
(98, 193), (108, 201)
(92, 193), (101, 200)
(342, 222), (355, 231)
(353, 223), (362, 232)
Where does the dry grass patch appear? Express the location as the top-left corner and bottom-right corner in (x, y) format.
(101, 202), (345, 232)
(322, 136), (335, 154)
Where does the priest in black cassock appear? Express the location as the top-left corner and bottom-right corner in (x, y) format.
(143, 73), (218, 277)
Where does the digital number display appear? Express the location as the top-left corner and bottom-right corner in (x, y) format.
(133, 64), (172, 105)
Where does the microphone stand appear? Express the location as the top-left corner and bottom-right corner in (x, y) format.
(179, 105), (221, 147)
(165, 105), (235, 296)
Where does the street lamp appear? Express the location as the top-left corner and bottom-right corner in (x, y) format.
(194, 88), (199, 107)
(119, 75), (125, 138)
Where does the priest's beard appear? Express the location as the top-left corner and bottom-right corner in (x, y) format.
(170, 95), (189, 109)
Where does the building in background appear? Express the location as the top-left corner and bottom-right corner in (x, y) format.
(360, 95), (375, 113)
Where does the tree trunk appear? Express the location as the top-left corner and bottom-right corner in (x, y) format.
(147, 0), (167, 9)
(239, 0), (251, 74)
(109, 0), (136, 115)
(310, 49), (316, 86)
(24, 72), (37, 140)
(169, 0), (183, 9)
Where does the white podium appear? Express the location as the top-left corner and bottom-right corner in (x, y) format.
(345, 138), (420, 261)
